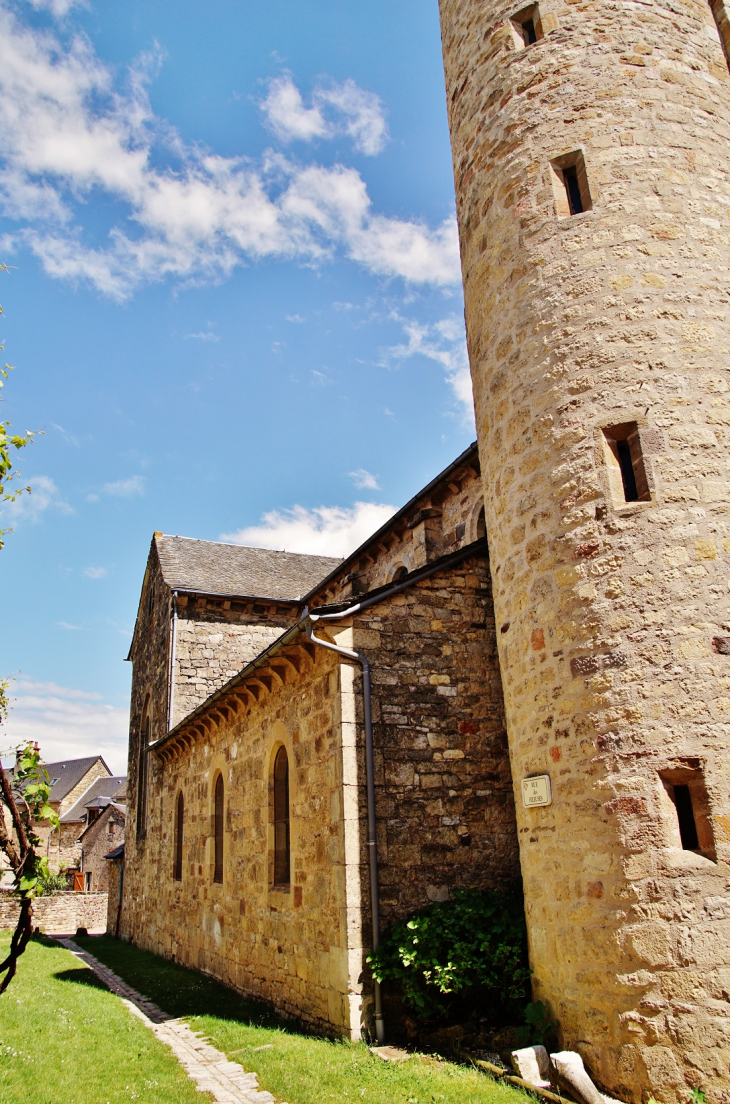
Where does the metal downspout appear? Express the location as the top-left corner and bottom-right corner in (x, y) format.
(305, 618), (385, 1046)
(167, 590), (178, 732)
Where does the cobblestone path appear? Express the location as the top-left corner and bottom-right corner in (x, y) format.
(58, 938), (281, 1104)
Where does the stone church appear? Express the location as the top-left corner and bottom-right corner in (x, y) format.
(123, 1), (730, 1100)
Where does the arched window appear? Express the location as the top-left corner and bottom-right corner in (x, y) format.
(273, 747), (290, 886)
(173, 791), (184, 881)
(136, 704), (150, 842)
(213, 774), (224, 884)
(476, 506), (486, 540)
(392, 564), (408, 582)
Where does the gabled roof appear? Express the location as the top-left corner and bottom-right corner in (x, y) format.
(8, 755), (111, 805)
(155, 535), (341, 602)
(60, 775), (127, 823)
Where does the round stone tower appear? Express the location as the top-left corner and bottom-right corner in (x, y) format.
(439, 1), (730, 1099)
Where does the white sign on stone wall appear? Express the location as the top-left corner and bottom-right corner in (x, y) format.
(522, 775), (552, 808)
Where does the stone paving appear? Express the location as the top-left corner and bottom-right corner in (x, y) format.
(58, 938), (281, 1104)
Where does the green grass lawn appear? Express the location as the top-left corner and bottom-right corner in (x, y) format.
(76, 934), (528, 1104)
(0, 934), (211, 1104)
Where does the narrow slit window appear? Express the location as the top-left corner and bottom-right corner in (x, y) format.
(672, 785), (699, 851)
(602, 422), (651, 505)
(563, 165), (583, 214)
(174, 791), (184, 881)
(616, 439), (639, 501)
(659, 768), (716, 861)
(510, 4), (543, 48)
(213, 774), (224, 884)
(273, 746), (290, 887)
(709, 0), (730, 70)
(549, 151), (592, 218)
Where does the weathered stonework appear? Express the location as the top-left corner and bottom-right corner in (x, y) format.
(439, 1), (730, 1098)
(123, 448), (520, 1041)
(80, 804), (125, 894)
(0, 891), (108, 934)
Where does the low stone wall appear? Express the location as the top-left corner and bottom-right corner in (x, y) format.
(0, 891), (108, 934)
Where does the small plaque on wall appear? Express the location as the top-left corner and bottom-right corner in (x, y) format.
(522, 775), (552, 808)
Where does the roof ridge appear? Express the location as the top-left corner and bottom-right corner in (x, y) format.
(157, 534), (340, 559)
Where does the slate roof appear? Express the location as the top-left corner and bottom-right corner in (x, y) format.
(8, 755), (111, 805)
(104, 844), (125, 861)
(60, 775), (128, 823)
(155, 535), (341, 602)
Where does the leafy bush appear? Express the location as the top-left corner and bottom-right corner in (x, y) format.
(368, 887), (530, 1022)
(36, 870), (69, 895)
(515, 1000), (557, 1047)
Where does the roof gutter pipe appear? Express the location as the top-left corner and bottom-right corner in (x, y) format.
(167, 590), (178, 732)
(302, 538), (487, 1047)
(305, 618), (384, 1046)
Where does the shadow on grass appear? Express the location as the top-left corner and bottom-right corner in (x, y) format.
(53, 966), (110, 991)
(73, 934), (306, 1035)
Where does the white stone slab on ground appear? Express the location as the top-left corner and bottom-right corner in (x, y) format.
(510, 1044), (551, 1088)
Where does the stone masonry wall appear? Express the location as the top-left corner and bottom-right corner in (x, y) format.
(81, 806), (125, 894)
(172, 600), (298, 726)
(0, 891), (107, 934)
(354, 551), (519, 930)
(122, 645), (364, 1038)
(439, 1), (730, 1099)
(313, 452), (485, 605)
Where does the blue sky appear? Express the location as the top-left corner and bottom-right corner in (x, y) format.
(0, 0), (473, 772)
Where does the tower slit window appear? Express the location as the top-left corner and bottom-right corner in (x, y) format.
(672, 785), (699, 851)
(213, 773), (224, 884)
(549, 151), (592, 218)
(601, 422), (651, 505)
(273, 746), (290, 887)
(659, 768), (716, 861)
(510, 4), (543, 48)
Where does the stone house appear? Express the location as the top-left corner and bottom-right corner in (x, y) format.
(122, 443), (521, 1038)
(2, 755), (114, 879)
(78, 797), (126, 894)
(62, 776), (127, 892)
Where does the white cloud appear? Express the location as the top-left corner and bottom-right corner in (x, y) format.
(261, 75), (388, 156)
(184, 330), (219, 341)
(381, 315), (476, 424)
(348, 468), (380, 490)
(261, 75), (328, 143)
(57, 620), (82, 630)
(0, 474), (72, 525)
(221, 500), (397, 558)
(83, 565), (107, 579)
(102, 475), (144, 497)
(0, 11), (458, 297)
(27, 0), (86, 16)
(0, 678), (128, 775)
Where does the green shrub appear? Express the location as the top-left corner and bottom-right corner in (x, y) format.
(368, 887), (530, 1022)
(36, 870), (68, 895)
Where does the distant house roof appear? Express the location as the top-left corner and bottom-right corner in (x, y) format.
(155, 535), (341, 602)
(104, 844), (125, 861)
(111, 780), (127, 802)
(8, 755), (111, 805)
(60, 775), (127, 823)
